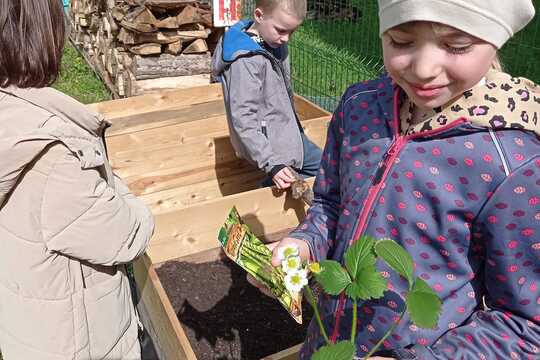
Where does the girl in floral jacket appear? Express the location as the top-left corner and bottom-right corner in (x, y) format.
(252, 0), (540, 359)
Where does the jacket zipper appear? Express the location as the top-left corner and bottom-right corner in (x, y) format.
(329, 90), (468, 342)
(349, 135), (406, 245)
(261, 120), (268, 137)
(330, 134), (407, 342)
(264, 52), (305, 167)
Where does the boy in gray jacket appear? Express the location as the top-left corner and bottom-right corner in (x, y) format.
(212, 0), (321, 189)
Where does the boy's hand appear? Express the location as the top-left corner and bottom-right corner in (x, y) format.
(272, 167), (296, 189)
(246, 237), (312, 297)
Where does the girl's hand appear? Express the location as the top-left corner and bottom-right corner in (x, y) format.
(272, 167), (296, 189)
(270, 237), (311, 267)
(246, 237), (312, 297)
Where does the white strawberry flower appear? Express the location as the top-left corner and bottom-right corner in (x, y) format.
(284, 269), (308, 293)
(282, 255), (302, 273)
(277, 244), (299, 260)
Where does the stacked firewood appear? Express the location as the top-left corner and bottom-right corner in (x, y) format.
(70, 0), (221, 98)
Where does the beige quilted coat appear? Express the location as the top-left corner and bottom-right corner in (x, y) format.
(0, 86), (154, 359)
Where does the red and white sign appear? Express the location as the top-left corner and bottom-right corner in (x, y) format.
(213, 0), (242, 27)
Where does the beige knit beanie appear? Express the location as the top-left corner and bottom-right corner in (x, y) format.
(378, 0), (536, 48)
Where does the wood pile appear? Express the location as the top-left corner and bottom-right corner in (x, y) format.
(69, 0), (222, 98)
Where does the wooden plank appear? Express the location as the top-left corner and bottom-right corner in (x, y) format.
(107, 106), (326, 154)
(106, 102), (224, 137)
(109, 127), (237, 177)
(131, 53), (211, 80)
(139, 168), (264, 213)
(121, 159), (259, 197)
(146, 178), (314, 264)
(109, 115), (328, 169)
(131, 74), (210, 96)
(133, 254), (197, 360)
(90, 84), (328, 122)
(293, 94), (329, 120)
(108, 113), (227, 163)
(89, 83), (223, 120)
(262, 344), (302, 360)
(107, 114), (329, 167)
(110, 116), (329, 197)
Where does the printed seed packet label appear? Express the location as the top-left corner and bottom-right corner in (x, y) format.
(218, 206), (303, 324)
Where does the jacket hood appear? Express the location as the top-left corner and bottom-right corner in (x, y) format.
(402, 71), (540, 137)
(212, 19), (265, 76)
(0, 86), (108, 208)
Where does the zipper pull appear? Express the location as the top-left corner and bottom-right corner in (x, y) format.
(372, 137), (401, 185)
(261, 120), (268, 137)
(372, 163), (387, 185)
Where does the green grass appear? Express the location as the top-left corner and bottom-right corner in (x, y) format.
(289, 3), (383, 111)
(290, 25), (382, 111)
(500, 0), (540, 82)
(53, 43), (111, 104)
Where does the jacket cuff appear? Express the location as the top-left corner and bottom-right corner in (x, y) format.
(269, 164), (287, 177)
(373, 348), (417, 359)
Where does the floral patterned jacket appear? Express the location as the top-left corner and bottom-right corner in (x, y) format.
(290, 71), (540, 359)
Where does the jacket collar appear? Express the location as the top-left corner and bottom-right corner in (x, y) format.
(400, 71), (540, 137)
(221, 19), (264, 62)
(0, 86), (109, 137)
(0, 87), (111, 208)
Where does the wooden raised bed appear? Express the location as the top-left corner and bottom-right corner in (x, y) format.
(93, 84), (330, 359)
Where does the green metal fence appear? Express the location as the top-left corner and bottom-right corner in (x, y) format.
(243, 0), (540, 111)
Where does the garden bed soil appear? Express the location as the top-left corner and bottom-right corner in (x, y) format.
(155, 230), (313, 360)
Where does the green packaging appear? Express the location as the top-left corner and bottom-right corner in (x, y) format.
(218, 207), (303, 324)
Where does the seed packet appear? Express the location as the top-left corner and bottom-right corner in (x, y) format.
(217, 206), (303, 324)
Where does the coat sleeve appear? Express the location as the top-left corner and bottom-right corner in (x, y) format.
(403, 160), (540, 359)
(288, 96), (345, 261)
(42, 145), (154, 266)
(225, 56), (280, 173)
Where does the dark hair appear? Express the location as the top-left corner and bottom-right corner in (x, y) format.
(0, 0), (65, 88)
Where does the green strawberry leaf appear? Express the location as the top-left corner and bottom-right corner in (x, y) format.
(413, 277), (437, 295)
(406, 279), (442, 329)
(345, 265), (387, 300)
(374, 239), (414, 286)
(315, 260), (352, 295)
(312, 341), (356, 360)
(344, 236), (376, 280)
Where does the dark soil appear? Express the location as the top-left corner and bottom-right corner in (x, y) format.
(155, 256), (313, 360)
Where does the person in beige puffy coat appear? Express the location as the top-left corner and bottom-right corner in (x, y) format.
(0, 1), (155, 359)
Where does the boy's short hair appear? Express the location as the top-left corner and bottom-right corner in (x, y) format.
(256, 0), (307, 19)
(0, 0), (65, 88)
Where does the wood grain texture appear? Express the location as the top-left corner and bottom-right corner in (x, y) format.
(133, 255), (197, 360)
